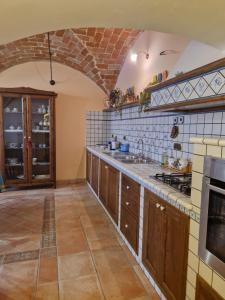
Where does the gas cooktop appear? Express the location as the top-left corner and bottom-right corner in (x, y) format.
(152, 172), (192, 196)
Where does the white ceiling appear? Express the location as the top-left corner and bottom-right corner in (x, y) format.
(0, 61), (106, 98)
(1, 0), (225, 49)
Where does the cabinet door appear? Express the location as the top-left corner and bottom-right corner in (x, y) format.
(28, 96), (54, 183)
(162, 204), (189, 300)
(107, 165), (119, 224)
(86, 151), (91, 183)
(91, 154), (99, 195)
(99, 160), (108, 206)
(1, 95), (28, 184)
(196, 275), (224, 300)
(121, 205), (139, 253)
(142, 189), (166, 282)
(121, 174), (140, 218)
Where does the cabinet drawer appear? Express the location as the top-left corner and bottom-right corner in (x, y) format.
(121, 205), (139, 254)
(121, 190), (140, 219)
(122, 174), (140, 195)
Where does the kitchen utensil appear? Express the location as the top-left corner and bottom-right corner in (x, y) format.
(170, 125), (179, 139)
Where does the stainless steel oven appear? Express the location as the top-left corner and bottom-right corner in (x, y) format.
(199, 156), (225, 278)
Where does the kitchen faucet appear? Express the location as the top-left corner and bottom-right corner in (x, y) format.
(137, 139), (144, 158)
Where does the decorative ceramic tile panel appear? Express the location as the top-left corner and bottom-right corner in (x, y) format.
(150, 67), (225, 107)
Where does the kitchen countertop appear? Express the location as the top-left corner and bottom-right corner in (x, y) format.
(87, 146), (199, 222)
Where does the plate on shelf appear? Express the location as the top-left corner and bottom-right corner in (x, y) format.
(34, 175), (50, 179)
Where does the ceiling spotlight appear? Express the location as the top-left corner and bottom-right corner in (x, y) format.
(131, 53), (138, 62)
(130, 51), (149, 62)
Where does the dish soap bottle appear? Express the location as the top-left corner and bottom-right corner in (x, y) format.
(120, 136), (130, 152)
(161, 149), (168, 166)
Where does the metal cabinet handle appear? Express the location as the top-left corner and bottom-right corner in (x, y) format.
(126, 185), (130, 190)
(125, 201), (130, 206)
(105, 166), (108, 169)
(24, 136), (26, 139)
(160, 206), (165, 211)
(125, 224), (129, 229)
(156, 203), (160, 208)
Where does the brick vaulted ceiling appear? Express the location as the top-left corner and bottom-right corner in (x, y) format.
(0, 28), (141, 94)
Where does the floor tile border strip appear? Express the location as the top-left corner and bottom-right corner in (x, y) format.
(3, 249), (40, 264)
(41, 194), (56, 249)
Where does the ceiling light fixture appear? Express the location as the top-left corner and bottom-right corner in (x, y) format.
(47, 32), (55, 86)
(159, 49), (179, 56)
(130, 51), (149, 62)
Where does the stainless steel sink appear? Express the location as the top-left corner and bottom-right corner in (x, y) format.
(102, 151), (153, 164)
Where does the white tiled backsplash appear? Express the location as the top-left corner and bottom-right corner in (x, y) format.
(86, 106), (225, 162)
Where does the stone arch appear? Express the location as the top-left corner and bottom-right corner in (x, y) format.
(0, 28), (141, 93)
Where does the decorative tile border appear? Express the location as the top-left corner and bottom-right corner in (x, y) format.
(150, 67), (225, 107)
(3, 250), (39, 264)
(41, 195), (56, 248)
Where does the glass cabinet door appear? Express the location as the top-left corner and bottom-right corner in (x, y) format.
(3, 96), (26, 182)
(30, 97), (51, 181)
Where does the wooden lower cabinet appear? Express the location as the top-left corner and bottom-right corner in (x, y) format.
(196, 275), (224, 300)
(99, 159), (119, 224)
(120, 174), (140, 254)
(86, 151), (91, 184)
(121, 204), (139, 253)
(142, 189), (189, 300)
(91, 154), (99, 195)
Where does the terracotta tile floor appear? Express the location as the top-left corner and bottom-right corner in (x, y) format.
(0, 184), (159, 300)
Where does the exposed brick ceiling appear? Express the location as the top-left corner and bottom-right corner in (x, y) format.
(0, 28), (141, 94)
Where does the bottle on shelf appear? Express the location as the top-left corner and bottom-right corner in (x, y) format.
(120, 136), (130, 152)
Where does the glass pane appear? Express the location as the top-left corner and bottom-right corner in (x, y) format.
(3, 96), (25, 181)
(31, 98), (50, 180)
(206, 189), (225, 262)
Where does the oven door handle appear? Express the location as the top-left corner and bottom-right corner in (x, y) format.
(208, 184), (225, 196)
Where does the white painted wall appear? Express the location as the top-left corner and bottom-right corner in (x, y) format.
(169, 40), (225, 78)
(116, 31), (189, 95)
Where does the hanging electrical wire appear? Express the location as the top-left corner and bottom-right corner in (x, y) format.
(47, 32), (55, 85)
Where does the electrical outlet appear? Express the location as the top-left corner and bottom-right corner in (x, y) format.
(178, 116), (184, 124)
(173, 117), (178, 125)
(173, 143), (182, 151)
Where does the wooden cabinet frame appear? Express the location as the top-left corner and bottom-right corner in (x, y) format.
(0, 87), (57, 188)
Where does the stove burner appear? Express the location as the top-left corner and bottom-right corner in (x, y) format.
(153, 172), (192, 196)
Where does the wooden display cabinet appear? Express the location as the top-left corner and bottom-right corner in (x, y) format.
(0, 87), (56, 188)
